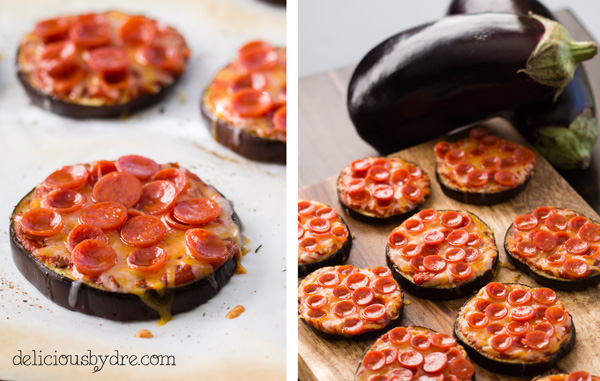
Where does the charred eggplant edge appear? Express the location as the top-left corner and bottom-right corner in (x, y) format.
(386, 210), (499, 300)
(504, 220), (600, 291)
(9, 188), (242, 321)
(298, 216), (353, 277)
(453, 283), (576, 376)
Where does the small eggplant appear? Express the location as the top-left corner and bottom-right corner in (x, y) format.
(347, 13), (597, 155)
(448, 0), (597, 170)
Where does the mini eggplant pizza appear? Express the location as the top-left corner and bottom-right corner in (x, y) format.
(534, 371), (600, 381)
(455, 283), (575, 376)
(298, 200), (352, 277)
(355, 326), (475, 381)
(505, 207), (600, 291)
(337, 157), (430, 224)
(434, 127), (536, 205)
(298, 265), (403, 340)
(17, 11), (189, 118)
(386, 210), (498, 300)
(201, 41), (286, 164)
(10, 155), (243, 322)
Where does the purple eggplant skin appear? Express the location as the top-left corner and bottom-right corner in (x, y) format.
(448, 0), (598, 170)
(347, 13), (597, 155)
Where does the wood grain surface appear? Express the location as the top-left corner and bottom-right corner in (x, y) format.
(298, 10), (600, 379)
(298, 119), (600, 381)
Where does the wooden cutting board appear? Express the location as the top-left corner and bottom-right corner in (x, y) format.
(298, 120), (600, 381)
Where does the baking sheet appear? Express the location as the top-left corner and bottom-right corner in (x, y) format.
(0, 0), (286, 379)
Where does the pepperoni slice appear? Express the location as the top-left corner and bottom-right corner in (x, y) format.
(303, 283), (319, 295)
(373, 277), (397, 294)
(431, 333), (456, 349)
(475, 299), (490, 313)
(184, 228), (231, 265)
(389, 327), (411, 345)
(372, 266), (391, 277)
(565, 238), (590, 255)
(173, 198), (220, 225)
(486, 282), (507, 301)
(127, 247), (168, 273)
(408, 166), (422, 178)
(89, 160), (117, 184)
(372, 184), (394, 207)
(238, 40), (278, 71)
(391, 168), (410, 185)
(423, 230), (445, 245)
(481, 135), (500, 148)
(434, 142), (452, 158)
(532, 288), (557, 305)
(401, 184), (422, 202)
(485, 303), (508, 320)
(506, 321), (530, 337)
(139, 44), (183, 72)
(72, 239), (117, 277)
(466, 312), (488, 328)
(511, 305), (535, 321)
(525, 330), (550, 350)
(332, 300), (356, 318)
(533, 324), (554, 340)
(568, 216), (589, 231)
(449, 358), (474, 379)
(331, 226), (349, 240)
(500, 157), (518, 168)
(88, 47), (130, 75)
(121, 215), (166, 248)
(532, 207), (552, 221)
(362, 350), (386, 372)
(500, 141), (518, 152)
(381, 347), (398, 366)
(482, 156), (501, 171)
(346, 178), (367, 197)
(412, 271), (435, 285)
(308, 218), (330, 235)
(352, 287), (375, 306)
(423, 352), (447, 374)
(469, 127), (488, 141)
(554, 231), (570, 245)
(450, 263), (473, 280)
(440, 211), (463, 228)
(306, 294), (327, 310)
(332, 285), (350, 299)
(469, 146), (487, 157)
(345, 272), (369, 290)
(44, 164), (89, 190)
(299, 237), (317, 251)
(351, 159), (371, 177)
(447, 229), (469, 246)
(307, 310), (326, 319)
(137, 180), (178, 215)
(361, 304), (386, 321)
(231, 89), (273, 117)
(423, 255), (446, 273)
(65, 223), (108, 253)
(410, 334), (432, 351)
(39, 41), (77, 78)
(272, 106), (287, 133)
(410, 256), (426, 271)
(564, 258), (589, 278)
(534, 231), (558, 252)
(152, 167), (189, 195)
(367, 165), (390, 183)
(69, 19), (110, 48)
(92, 171), (142, 207)
(486, 323), (505, 335)
(535, 306), (550, 319)
(508, 289), (532, 306)
(20, 208), (64, 237)
(545, 213), (568, 231)
(567, 371), (592, 381)
(342, 318), (364, 335)
(494, 170), (517, 187)
(545, 306), (567, 324)
(230, 72), (268, 93)
(119, 16), (156, 46)
(418, 209), (437, 222)
(514, 214), (538, 231)
(546, 253), (566, 266)
(405, 219), (425, 233)
(464, 247), (481, 262)
(579, 222), (600, 242)
(445, 149), (465, 165)
(456, 163), (474, 176)
(316, 207), (338, 220)
(42, 189), (86, 213)
(116, 155), (160, 181)
(398, 350), (424, 369)
(317, 272), (340, 287)
(337, 265), (357, 276)
(490, 334), (513, 352)
(298, 201), (316, 216)
(466, 233), (481, 247)
(583, 245), (599, 259)
(514, 147), (536, 163)
(34, 17), (70, 43)
(79, 202), (127, 230)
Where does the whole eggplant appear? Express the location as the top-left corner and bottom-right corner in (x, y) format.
(448, 0), (597, 169)
(347, 13), (597, 155)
